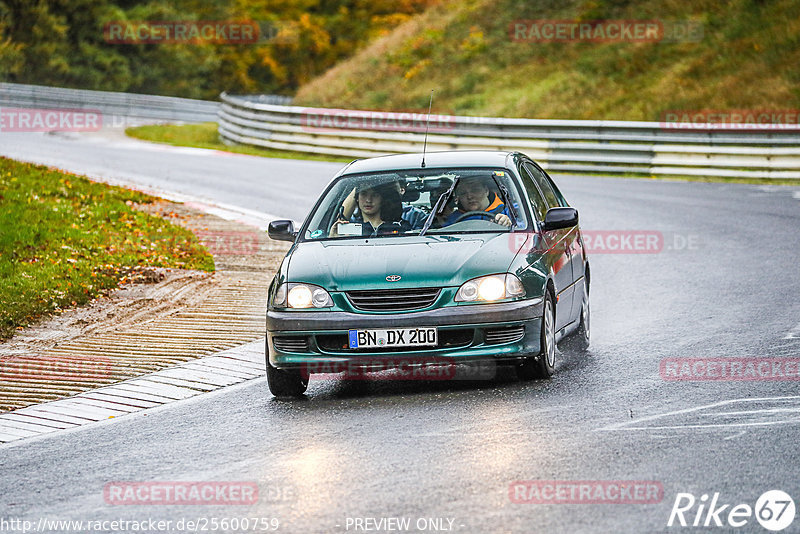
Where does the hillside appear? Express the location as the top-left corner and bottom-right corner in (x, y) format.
(294, 0), (800, 121)
(0, 0), (434, 99)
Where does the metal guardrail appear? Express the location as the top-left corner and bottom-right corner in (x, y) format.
(0, 82), (221, 124)
(218, 92), (800, 179)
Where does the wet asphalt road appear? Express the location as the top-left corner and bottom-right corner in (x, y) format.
(1, 131), (800, 533)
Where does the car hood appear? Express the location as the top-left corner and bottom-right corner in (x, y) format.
(286, 234), (521, 291)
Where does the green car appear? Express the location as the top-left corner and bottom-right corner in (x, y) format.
(266, 151), (590, 397)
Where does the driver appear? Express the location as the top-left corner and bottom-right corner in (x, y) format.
(444, 175), (512, 227)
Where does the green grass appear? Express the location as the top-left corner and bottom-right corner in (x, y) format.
(0, 157), (214, 340)
(294, 0), (800, 121)
(125, 123), (352, 164)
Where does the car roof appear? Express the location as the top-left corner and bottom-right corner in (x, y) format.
(341, 150), (517, 175)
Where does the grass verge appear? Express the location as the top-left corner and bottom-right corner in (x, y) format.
(125, 122), (352, 164)
(0, 157), (214, 340)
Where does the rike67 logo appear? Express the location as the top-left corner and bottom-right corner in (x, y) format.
(668, 490), (795, 531)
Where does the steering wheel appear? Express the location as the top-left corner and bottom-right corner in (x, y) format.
(451, 210), (496, 224)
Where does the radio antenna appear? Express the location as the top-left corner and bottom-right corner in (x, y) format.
(421, 89), (434, 168)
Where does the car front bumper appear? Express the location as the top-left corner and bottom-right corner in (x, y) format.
(266, 297), (544, 370)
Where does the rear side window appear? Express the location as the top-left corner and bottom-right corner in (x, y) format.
(524, 162), (560, 208)
(519, 164), (547, 222)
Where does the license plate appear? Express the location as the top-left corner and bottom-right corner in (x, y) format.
(348, 327), (438, 349)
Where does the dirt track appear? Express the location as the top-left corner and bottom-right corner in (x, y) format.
(0, 200), (289, 412)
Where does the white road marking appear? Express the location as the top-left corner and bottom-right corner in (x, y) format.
(700, 408), (800, 417)
(609, 420), (800, 431)
(0, 338), (265, 445)
(597, 396), (800, 432)
(78, 392), (160, 409)
(16, 405), (96, 424)
(784, 321), (800, 339)
(722, 431), (747, 440)
(1, 412), (77, 429)
(0, 417), (62, 434)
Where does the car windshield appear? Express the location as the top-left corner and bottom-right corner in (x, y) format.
(302, 167), (529, 241)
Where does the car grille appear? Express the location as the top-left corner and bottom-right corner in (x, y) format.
(272, 336), (309, 352)
(484, 325), (525, 345)
(316, 329), (473, 352)
(346, 287), (441, 312)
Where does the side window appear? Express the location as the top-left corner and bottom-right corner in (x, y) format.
(518, 164), (547, 222)
(525, 162), (559, 208)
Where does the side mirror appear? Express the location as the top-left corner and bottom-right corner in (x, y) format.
(542, 207), (578, 231)
(268, 220), (298, 242)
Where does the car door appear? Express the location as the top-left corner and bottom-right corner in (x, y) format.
(519, 162), (574, 331)
(527, 162), (582, 326)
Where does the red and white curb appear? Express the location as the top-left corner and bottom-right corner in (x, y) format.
(0, 338), (265, 444)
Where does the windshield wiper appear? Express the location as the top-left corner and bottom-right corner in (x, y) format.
(419, 177), (459, 237)
(491, 177), (519, 229)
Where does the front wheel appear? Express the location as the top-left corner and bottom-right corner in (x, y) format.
(516, 292), (556, 380)
(267, 361), (308, 398)
(565, 283), (590, 352)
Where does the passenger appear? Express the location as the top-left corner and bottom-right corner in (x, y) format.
(331, 182), (409, 237)
(444, 176), (512, 227)
(339, 178), (428, 230)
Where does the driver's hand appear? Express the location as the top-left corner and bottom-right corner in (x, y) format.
(494, 213), (512, 227)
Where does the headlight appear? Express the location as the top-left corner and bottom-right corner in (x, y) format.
(455, 274), (525, 302)
(273, 283), (333, 309)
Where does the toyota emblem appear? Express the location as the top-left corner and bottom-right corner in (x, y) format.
(386, 275), (401, 282)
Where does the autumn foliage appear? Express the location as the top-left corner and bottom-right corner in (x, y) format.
(0, 0), (436, 99)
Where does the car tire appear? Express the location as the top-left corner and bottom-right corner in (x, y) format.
(564, 282), (590, 352)
(516, 292), (556, 380)
(267, 361), (309, 398)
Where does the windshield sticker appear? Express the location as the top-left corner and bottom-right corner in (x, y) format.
(337, 223), (363, 236)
